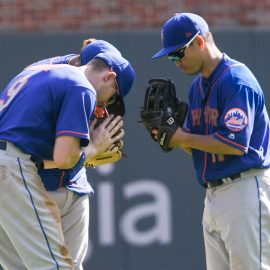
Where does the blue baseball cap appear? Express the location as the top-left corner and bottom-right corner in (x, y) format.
(152, 13), (209, 59)
(80, 40), (121, 65)
(94, 52), (135, 98)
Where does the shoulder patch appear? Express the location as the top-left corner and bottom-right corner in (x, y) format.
(224, 108), (248, 132)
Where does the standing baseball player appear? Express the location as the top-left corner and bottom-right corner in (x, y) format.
(151, 13), (270, 270)
(27, 39), (131, 270)
(0, 51), (135, 270)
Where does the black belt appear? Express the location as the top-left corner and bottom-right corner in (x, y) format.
(206, 173), (241, 189)
(0, 141), (44, 170)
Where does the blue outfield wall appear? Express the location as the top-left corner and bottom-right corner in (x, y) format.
(0, 30), (269, 270)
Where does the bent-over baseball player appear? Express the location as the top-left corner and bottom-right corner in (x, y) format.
(28, 39), (129, 270)
(0, 51), (135, 270)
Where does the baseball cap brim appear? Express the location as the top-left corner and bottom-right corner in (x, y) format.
(152, 43), (185, 59)
(106, 95), (125, 116)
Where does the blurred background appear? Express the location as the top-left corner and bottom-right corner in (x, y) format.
(0, 1), (270, 269)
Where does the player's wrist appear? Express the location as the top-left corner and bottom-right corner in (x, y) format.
(169, 127), (185, 148)
(84, 142), (99, 159)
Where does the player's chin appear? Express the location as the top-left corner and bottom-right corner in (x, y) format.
(182, 68), (199, 76)
(180, 66), (200, 76)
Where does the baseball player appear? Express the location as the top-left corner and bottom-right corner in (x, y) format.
(0, 51), (135, 270)
(152, 13), (270, 270)
(29, 39), (126, 270)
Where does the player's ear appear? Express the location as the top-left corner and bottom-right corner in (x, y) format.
(196, 35), (205, 49)
(102, 71), (116, 85)
(105, 71), (117, 83)
(108, 71), (117, 80)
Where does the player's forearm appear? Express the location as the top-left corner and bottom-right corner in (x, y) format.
(171, 128), (244, 155)
(43, 153), (82, 169)
(53, 136), (83, 169)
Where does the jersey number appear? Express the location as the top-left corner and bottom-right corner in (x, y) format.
(0, 76), (28, 112)
(0, 64), (62, 112)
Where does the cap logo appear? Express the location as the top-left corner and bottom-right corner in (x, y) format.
(224, 108), (248, 132)
(185, 32), (193, 37)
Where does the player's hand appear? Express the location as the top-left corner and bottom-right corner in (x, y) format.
(86, 115), (124, 158)
(151, 128), (158, 141)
